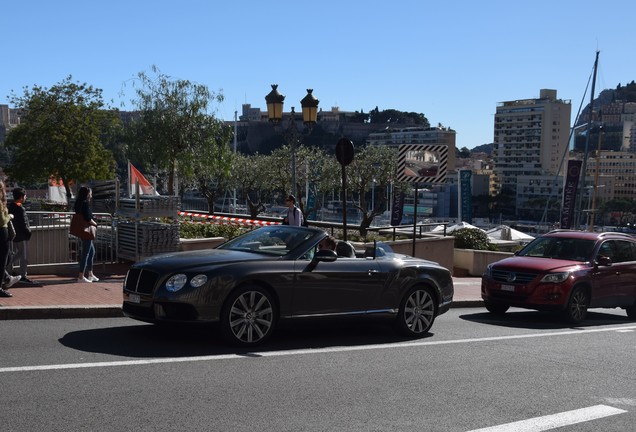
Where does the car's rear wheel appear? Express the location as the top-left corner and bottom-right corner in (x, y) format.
(626, 304), (636, 320)
(484, 300), (509, 315)
(221, 286), (276, 346)
(395, 286), (437, 337)
(563, 286), (589, 324)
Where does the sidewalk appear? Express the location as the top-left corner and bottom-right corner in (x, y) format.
(0, 263), (484, 320)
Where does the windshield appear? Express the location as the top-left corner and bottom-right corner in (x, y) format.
(517, 237), (595, 262)
(217, 226), (315, 256)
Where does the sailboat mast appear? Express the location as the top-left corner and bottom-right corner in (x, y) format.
(575, 50), (600, 229)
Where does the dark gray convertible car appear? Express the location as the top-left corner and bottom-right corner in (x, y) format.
(123, 226), (454, 346)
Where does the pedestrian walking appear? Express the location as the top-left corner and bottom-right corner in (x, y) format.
(0, 181), (21, 297)
(8, 187), (34, 284)
(74, 186), (99, 283)
(283, 194), (304, 227)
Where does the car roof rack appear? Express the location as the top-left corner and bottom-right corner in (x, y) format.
(598, 232), (634, 239)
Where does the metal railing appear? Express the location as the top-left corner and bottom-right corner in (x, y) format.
(181, 209), (449, 241)
(15, 211), (116, 274)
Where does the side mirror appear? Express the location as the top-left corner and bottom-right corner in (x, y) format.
(313, 249), (337, 262)
(596, 255), (612, 267)
(304, 249), (337, 273)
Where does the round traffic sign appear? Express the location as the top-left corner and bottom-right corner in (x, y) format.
(335, 138), (354, 166)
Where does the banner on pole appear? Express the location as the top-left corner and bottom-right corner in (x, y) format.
(390, 192), (405, 226)
(560, 160), (582, 229)
(459, 170), (472, 223)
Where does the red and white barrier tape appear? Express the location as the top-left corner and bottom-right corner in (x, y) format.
(178, 211), (281, 227)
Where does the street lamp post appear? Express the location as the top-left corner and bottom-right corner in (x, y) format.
(265, 85), (319, 199)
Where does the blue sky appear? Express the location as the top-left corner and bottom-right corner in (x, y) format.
(2, 0), (634, 149)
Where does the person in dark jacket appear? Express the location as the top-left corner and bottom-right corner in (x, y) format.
(8, 187), (34, 284)
(74, 186), (99, 283)
(0, 182), (21, 297)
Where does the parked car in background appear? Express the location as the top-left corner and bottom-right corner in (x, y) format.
(123, 226), (454, 346)
(481, 230), (636, 323)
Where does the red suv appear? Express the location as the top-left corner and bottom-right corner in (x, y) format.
(481, 230), (636, 323)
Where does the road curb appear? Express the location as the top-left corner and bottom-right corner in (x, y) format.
(0, 305), (124, 320)
(451, 300), (484, 308)
(0, 300), (483, 320)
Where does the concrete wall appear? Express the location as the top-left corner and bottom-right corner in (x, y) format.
(179, 237), (226, 251)
(453, 249), (513, 276)
(381, 237), (455, 272)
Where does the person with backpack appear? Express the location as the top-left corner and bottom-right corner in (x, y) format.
(283, 194), (304, 227)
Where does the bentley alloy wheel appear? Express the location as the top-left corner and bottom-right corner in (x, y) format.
(222, 287), (276, 346)
(396, 286), (437, 337)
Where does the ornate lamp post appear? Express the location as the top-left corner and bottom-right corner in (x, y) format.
(265, 85), (319, 199)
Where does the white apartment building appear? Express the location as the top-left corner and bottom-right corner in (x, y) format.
(621, 103), (636, 151)
(492, 89), (571, 214)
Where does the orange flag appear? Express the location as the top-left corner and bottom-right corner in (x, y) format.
(129, 162), (159, 196)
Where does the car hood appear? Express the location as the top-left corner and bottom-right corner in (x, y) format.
(491, 256), (586, 273)
(132, 249), (272, 273)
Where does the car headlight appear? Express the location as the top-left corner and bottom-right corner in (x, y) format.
(190, 274), (208, 288)
(166, 274), (188, 292)
(484, 265), (493, 278)
(540, 272), (570, 283)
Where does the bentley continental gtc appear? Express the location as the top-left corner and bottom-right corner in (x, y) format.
(123, 226), (454, 346)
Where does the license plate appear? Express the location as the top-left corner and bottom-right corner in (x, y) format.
(128, 293), (141, 304)
(500, 284), (515, 292)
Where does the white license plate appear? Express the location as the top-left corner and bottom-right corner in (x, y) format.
(128, 293), (141, 304)
(500, 284), (515, 292)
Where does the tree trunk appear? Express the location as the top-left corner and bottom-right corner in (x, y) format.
(63, 179), (72, 208)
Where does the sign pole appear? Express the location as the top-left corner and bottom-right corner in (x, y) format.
(412, 183), (418, 256)
(335, 138), (355, 242)
(341, 163), (348, 241)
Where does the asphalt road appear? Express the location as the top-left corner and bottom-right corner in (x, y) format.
(1, 308), (635, 432)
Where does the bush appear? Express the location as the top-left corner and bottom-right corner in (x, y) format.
(179, 222), (245, 240)
(452, 228), (496, 251)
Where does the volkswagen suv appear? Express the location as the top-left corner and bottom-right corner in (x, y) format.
(481, 230), (636, 323)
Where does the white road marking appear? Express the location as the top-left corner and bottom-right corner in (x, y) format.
(466, 404), (627, 432)
(1, 325), (634, 373)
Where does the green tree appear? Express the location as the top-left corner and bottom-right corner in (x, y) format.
(457, 146), (471, 158)
(368, 107), (430, 126)
(602, 198), (636, 225)
(232, 153), (270, 218)
(125, 66), (225, 195)
(4, 76), (117, 202)
(296, 146), (340, 218)
(345, 145), (398, 236)
(181, 116), (234, 213)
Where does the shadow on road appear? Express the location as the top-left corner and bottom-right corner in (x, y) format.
(59, 317), (437, 357)
(459, 308), (633, 330)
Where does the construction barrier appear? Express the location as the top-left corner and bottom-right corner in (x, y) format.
(178, 211), (281, 227)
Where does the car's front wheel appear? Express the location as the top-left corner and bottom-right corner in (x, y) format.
(563, 286), (589, 324)
(395, 286), (437, 337)
(484, 300), (509, 315)
(626, 304), (636, 320)
(221, 286), (277, 346)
